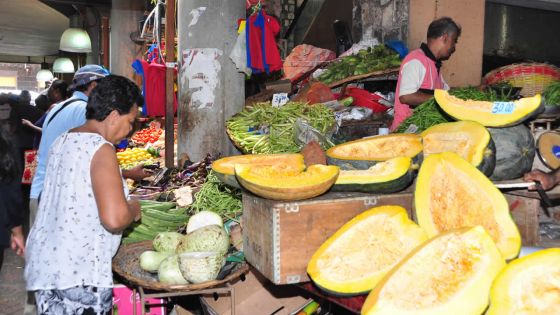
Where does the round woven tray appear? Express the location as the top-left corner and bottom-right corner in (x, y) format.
(225, 126), (250, 154)
(112, 241), (249, 292)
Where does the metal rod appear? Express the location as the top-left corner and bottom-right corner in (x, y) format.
(164, 0), (176, 168)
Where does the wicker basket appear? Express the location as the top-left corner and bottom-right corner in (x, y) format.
(483, 63), (560, 97)
(112, 241), (249, 292)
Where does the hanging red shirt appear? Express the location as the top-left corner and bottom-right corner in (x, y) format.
(247, 9), (283, 73)
(135, 59), (178, 117)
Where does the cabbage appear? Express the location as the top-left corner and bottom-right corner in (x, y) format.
(186, 211), (223, 234)
(139, 250), (172, 273)
(157, 255), (188, 285)
(176, 224), (230, 256)
(179, 252), (225, 284)
(153, 232), (183, 253)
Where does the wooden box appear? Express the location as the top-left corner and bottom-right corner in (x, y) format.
(242, 191), (414, 285)
(242, 190), (541, 285)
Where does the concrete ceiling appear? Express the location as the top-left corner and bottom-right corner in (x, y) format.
(0, 0), (68, 57)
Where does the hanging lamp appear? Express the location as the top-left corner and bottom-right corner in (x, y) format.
(59, 14), (92, 53)
(53, 57), (75, 73)
(36, 57), (54, 81)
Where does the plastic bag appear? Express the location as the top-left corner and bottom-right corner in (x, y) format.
(293, 118), (335, 150)
(229, 28), (251, 76)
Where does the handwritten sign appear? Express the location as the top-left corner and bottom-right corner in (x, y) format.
(491, 102), (515, 114)
(272, 93), (289, 107)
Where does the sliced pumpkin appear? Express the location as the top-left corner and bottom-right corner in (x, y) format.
(362, 226), (506, 315)
(308, 205), (427, 296)
(235, 164), (339, 200)
(487, 248), (560, 315)
(421, 121), (495, 176)
(435, 89), (542, 127)
(326, 134), (423, 170)
(331, 157), (413, 193)
(415, 151), (521, 260)
(212, 153), (305, 188)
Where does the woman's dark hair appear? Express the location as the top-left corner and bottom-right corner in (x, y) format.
(85, 75), (143, 121)
(35, 94), (49, 112)
(0, 123), (20, 183)
(48, 79), (69, 103)
(427, 17), (461, 39)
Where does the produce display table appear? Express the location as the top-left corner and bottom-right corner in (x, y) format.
(112, 241), (249, 315)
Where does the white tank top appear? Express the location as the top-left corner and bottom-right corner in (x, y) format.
(25, 132), (127, 290)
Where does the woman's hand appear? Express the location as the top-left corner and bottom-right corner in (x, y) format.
(524, 169), (559, 190)
(21, 119), (34, 127)
(128, 199), (142, 222)
(10, 225), (25, 256)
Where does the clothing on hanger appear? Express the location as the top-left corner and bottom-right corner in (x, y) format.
(246, 8), (282, 74)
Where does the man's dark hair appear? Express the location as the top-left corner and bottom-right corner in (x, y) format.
(35, 94), (49, 111)
(74, 81), (95, 93)
(48, 79), (69, 102)
(86, 75), (143, 121)
(427, 17), (461, 39)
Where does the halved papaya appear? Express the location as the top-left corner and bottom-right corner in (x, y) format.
(326, 134), (423, 170)
(361, 226), (506, 315)
(235, 164), (339, 200)
(331, 157), (414, 193)
(212, 153), (305, 188)
(421, 121), (495, 176)
(307, 205), (427, 296)
(415, 152), (521, 260)
(435, 89), (542, 127)
(487, 248), (560, 315)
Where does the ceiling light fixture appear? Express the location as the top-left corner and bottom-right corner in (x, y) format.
(36, 57), (54, 82)
(53, 57), (75, 73)
(59, 13), (92, 53)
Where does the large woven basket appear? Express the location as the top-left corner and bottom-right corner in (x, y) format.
(483, 63), (560, 97)
(112, 241), (249, 292)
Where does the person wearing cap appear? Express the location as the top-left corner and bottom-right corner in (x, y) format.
(390, 17), (461, 132)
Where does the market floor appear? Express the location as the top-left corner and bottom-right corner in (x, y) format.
(0, 248), (31, 315)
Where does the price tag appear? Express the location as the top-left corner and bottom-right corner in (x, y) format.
(491, 102), (515, 114)
(272, 93), (289, 107)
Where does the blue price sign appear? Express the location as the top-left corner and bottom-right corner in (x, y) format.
(272, 93), (289, 107)
(491, 102), (515, 114)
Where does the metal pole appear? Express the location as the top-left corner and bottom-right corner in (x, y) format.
(164, 0), (176, 168)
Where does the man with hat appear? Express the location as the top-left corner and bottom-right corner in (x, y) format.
(29, 65), (110, 223)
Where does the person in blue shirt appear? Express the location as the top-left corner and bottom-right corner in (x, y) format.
(29, 65), (149, 226)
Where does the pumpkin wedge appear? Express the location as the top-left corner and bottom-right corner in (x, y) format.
(435, 89), (542, 127)
(326, 134), (423, 170)
(307, 205), (427, 296)
(421, 121), (495, 176)
(487, 248), (560, 315)
(332, 157), (414, 193)
(235, 164), (339, 200)
(362, 226), (506, 315)
(415, 152), (521, 260)
(212, 153), (305, 188)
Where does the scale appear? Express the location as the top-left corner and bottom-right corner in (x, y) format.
(536, 131), (560, 170)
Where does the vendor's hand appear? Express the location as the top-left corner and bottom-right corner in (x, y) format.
(128, 199), (142, 222)
(10, 226), (25, 257)
(524, 170), (556, 190)
(122, 164), (153, 181)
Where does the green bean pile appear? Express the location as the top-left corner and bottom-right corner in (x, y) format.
(188, 171), (242, 221)
(543, 81), (560, 106)
(226, 102), (335, 154)
(395, 87), (509, 133)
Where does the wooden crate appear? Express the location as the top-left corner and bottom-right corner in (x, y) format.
(242, 191), (414, 285)
(242, 191), (541, 285)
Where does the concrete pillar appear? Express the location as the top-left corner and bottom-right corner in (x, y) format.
(409, 0), (485, 86)
(109, 0), (144, 77)
(177, 1), (245, 161)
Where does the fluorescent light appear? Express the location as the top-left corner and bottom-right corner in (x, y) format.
(60, 28), (92, 53)
(53, 58), (75, 73)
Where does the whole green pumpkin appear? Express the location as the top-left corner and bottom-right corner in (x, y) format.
(488, 124), (535, 180)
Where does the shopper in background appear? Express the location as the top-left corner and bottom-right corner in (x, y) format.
(21, 80), (70, 149)
(390, 17), (461, 132)
(25, 75), (142, 314)
(10, 91), (44, 154)
(0, 122), (25, 270)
